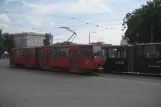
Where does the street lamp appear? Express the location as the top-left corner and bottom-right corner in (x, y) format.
(89, 31), (96, 44)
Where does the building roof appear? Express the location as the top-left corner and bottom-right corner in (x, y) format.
(12, 32), (45, 36)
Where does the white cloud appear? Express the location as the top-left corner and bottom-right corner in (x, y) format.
(0, 13), (11, 29)
(123, 0), (131, 2)
(16, 0), (112, 27)
(2, 0), (124, 45)
(4, 0), (20, 5)
(0, 13), (11, 23)
(22, 0), (112, 15)
(3, 25), (46, 34)
(0, 23), (8, 29)
(25, 15), (43, 26)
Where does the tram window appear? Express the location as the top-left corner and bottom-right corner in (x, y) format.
(59, 48), (69, 58)
(15, 50), (24, 57)
(120, 52), (123, 58)
(52, 48), (58, 57)
(136, 46), (144, 58)
(22, 53), (24, 56)
(124, 52), (126, 58)
(144, 46), (160, 59)
(118, 51), (120, 58)
(20, 50), (24, 56)
(82, 46), (93, 58)
(120, 51), (126, 58)
(123, 48), (126, 58)
(32, 49), (35, 56)
(15, 50), (20, 57)
(108, 48), (117, 58)
(108, 48), (126, 58)
(93, 46), (102, 58)
(40, 49), (44, 56)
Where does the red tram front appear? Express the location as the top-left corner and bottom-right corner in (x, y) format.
(50, 44), (103, 73)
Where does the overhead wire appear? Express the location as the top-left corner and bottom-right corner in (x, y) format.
(0, 2), (147, 44)
(0, 7), (133, 30)
(0, 21), (45, 32)
(0, 8), (136, 36)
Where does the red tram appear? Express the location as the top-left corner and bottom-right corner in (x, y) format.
(10, 44), (103, 73)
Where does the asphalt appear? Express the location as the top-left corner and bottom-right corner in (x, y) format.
(0, 59), (161, 107)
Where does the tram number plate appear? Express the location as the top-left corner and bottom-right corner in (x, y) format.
(114, 61), (124, 65)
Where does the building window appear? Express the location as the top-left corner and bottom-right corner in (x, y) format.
(59, 48), (69, 58)
(20, 39), (24, 45)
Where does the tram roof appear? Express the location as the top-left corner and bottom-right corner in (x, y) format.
(135, 43), (161, 46)
(12, 44), (103, 49)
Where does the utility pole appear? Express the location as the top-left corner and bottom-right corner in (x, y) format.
(89, 31), (96, 44)
(89, 31), (90, 44)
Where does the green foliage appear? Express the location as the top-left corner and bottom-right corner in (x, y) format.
(123, 0), (161, 44)
(43, 33), (52, 46)
(3, 33), (14, 53)
(0, 29), (14, 57)
(0, 29), (5, 56)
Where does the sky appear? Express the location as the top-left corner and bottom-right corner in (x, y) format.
(0, 0), (147, 45)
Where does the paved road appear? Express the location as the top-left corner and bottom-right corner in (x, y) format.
(0, 59), (161, 107)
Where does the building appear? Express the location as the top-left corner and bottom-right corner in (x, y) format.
(120, 36), (128, 45)
(12, 32), (53, 48)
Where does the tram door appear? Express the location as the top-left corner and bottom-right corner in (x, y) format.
(25, 50), (31, 68)
(43, 48), (51, 69)
(69, 49), (80, 73)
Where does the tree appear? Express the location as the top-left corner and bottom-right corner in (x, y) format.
(3, 33), (14, 54)
(0, 29), (2, 41)
(0, 29), (5, 58)
(43, 33), (52, 46)
(123, 0), (161, 44)
(0, 30), (14, 58)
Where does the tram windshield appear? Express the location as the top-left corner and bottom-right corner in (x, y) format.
(82, 46), (102, 58)
(108, 48), (126, 58)
(93, 46), (102, 58)
(144, 45), (160, 59)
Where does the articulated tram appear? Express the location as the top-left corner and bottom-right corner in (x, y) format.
(10, 44), (103, 73)
(10, 43), (161, 75)
(103, 43), (161, 75)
